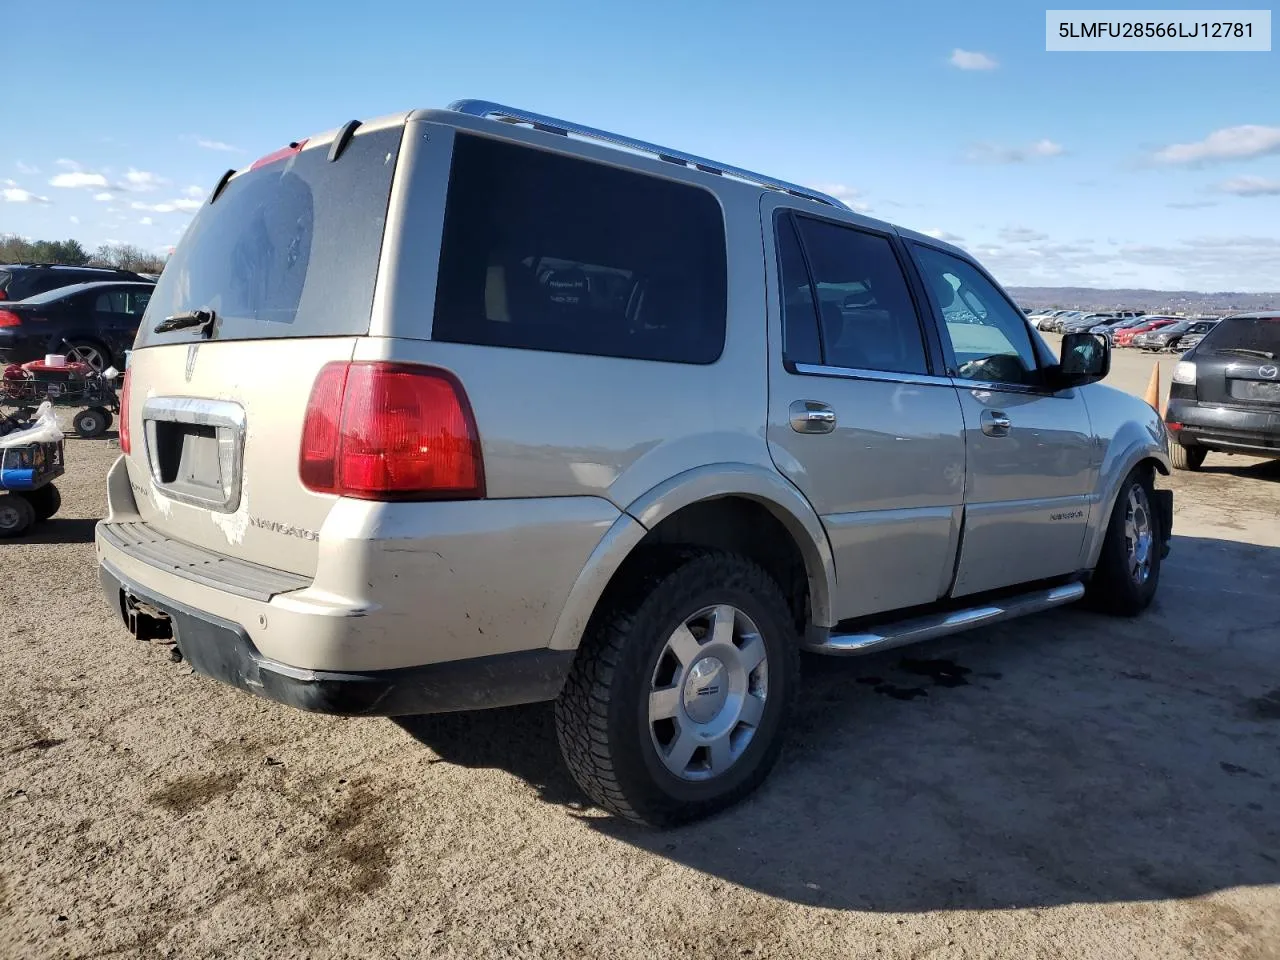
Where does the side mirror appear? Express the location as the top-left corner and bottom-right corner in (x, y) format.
(1053, 332), (1110, 388)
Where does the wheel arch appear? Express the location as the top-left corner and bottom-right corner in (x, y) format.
(1081, 434), (1170, 570)
(547, 463), (837, 652)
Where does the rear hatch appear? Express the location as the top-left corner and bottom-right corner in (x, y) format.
(121, 120), (405, 577)
(1192, 316), (1280, 407)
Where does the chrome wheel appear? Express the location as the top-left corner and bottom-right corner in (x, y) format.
(648, 603), (768, 782)
(65, 342), (108, 371)
(1124, 485), (1154, 585)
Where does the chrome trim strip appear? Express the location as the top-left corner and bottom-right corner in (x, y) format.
(804, 582), (1085, 656)
(447, 99), (847, 210)
(791, 362), (954, 388)
(141, 397), (247, 514)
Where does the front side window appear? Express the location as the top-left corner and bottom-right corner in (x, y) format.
(784, 216), (929, 376)
(433, 134), (727, 364)
(912, 245), (1040, 386)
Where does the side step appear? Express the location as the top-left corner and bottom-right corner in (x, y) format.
(805, 581), (1086, 656)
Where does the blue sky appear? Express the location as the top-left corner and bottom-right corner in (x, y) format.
(3, 0), (1277, 291)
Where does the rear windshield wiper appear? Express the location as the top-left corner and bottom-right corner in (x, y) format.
(154, 309), (215, 335)
(1217, 347), (1276, 360)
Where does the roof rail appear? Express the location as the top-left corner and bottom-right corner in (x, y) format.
(447, 99), (848, 210)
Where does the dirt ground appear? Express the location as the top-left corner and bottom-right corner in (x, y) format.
(2, 348), (1278, 960)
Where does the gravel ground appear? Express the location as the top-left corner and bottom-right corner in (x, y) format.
(2, 351), (1278, 960)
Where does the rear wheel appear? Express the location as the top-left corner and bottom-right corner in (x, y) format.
(555, 550), (799, 827)
(63, 340), (111, 372)
(1170, 443), (1206, 471)
(0, 494), (35, 538)
(1087, 469), (1163, 616)
(73, 407), (110, 438)
(20, 483), (60, 521)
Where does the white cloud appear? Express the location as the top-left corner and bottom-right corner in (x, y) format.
(15, 161), (38, 175)
(1217, 175), (1280, 197)
(123, 168), (165, 191)
(1000, 226), (1050, 244)
(1154, 125), (1280, 165)
(811, 183), (872, 213)
(923, 228), (966, 244)
(196, 137), (242, 153)
(949, 48), (998, 70)
(69, 215), (80, 224)
(965, 140), (1066, 164)
(50, 171), (108, 189)
(172, 198), (202, 211)
(182, 185), (205, 198)
(3, 187), (51, 204)
(55, 158), (81, 170)
(132, 201), (175, 213)
(139, 217), (153, 225)
(132, 196), (203, 214)
(93, 192), (113, 201)
(1167, 200), (1219, 209)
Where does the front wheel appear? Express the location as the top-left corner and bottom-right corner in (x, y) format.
(73, 407), (110, 438)
(1086, 469), (1164, 616)
(0, 494), (35, 538)
(20, 483), (60, 521)
(555, 550), (799, 827)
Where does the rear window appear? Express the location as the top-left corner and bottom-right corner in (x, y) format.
(1198, 316), (1280, 355)
(432, 133), (727, 364)
(135, 125), (403, 348)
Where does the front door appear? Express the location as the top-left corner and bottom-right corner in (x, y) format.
(907, 242), (1096, 597)
(764, 204), (967, 622)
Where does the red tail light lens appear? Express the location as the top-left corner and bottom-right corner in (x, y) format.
(119, 370), (132, 454)
(0, 310), (20, 327)
(300, 362), (484, 500)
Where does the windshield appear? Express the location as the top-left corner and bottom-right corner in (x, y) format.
(1198, 315), (1280, 354)
(136, 125), (402, 348)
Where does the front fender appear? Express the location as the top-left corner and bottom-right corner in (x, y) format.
(1080, 417), (1171, 569)
(546, 463), (837, 651)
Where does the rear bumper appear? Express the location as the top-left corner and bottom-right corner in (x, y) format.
(1166, 398), (1280, 457)
(99, 559), (575, 715)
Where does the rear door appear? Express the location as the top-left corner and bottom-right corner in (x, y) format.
(764, 203), (966, 621)
(907, 242), (1096, 598)
(121, 121), (405, 577)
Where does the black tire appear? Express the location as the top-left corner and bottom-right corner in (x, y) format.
(1170, 442), (1206, 471)
(73, 407), (110, 439)
(62, 339), (112, 373)
(20, 483), (60, 521)
(1086, 468), (1163, 616)
(0, 494), (36, 538)
(555, 549), (800, 827)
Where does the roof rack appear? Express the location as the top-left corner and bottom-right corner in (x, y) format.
(447, 99), (848, 210)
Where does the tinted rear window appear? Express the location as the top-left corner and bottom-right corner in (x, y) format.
(135, 126), (402, 348)
(1199, 316), (1280, 354)
(432, 133), (727, 364)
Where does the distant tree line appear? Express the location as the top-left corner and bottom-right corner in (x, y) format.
(0, 234), (167, 274)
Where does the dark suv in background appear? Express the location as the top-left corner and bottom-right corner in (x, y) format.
(1166, 312), (1280, 470)
(0, 264), (151, 302)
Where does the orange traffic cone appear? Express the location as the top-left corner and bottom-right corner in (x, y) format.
(1143, 362), (1162, 414)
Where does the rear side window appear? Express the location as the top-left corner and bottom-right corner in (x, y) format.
(136, 126), (403, 347)
(432, 134), (727, 364)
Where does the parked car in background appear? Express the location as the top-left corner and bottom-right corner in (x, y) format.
(1114, 317), (1179, 347)
(93, 100), (1173, 827)
(1134, 318), (1219, 352)
(0, 281), (153, 371)
(1091, 315), (1156, 342)
(1063, 313), (1115, 334)
(0, 264), (152, 302)
(1045, 311), (1085, 333)
(1175, 325), (1218, 354)
(1166, 312), (1280, 470)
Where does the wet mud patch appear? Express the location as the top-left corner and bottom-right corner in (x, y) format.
(898, 658), (972, 688)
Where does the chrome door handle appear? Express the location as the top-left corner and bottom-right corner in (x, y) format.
(981, 410), (1012, 437)
(789, 400), (837, 434)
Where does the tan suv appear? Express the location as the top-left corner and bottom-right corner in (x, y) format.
(97, 101), (1173, 826)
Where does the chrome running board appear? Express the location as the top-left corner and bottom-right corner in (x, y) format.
(805, 582), (1086, 656)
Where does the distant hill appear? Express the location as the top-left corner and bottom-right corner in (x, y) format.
(1007, 287), (1279, 316)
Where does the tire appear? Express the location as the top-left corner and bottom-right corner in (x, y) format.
(555, 549), (800, 827)
(63, 340), (111, 373)
(1170, 443), (1206, 471)
(1086, 468), (1163, 616)
(20, 483), (60, 521)
(73, 407), (110, 438)
(0, 494), (36, 538)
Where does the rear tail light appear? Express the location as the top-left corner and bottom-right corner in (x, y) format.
(300, 362), (484, 500)
(0, 310), (20, 327)
(119, 370), (132, 453)
(1167, 421), (1182, 431)
(1172, 361), (1197, 385)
